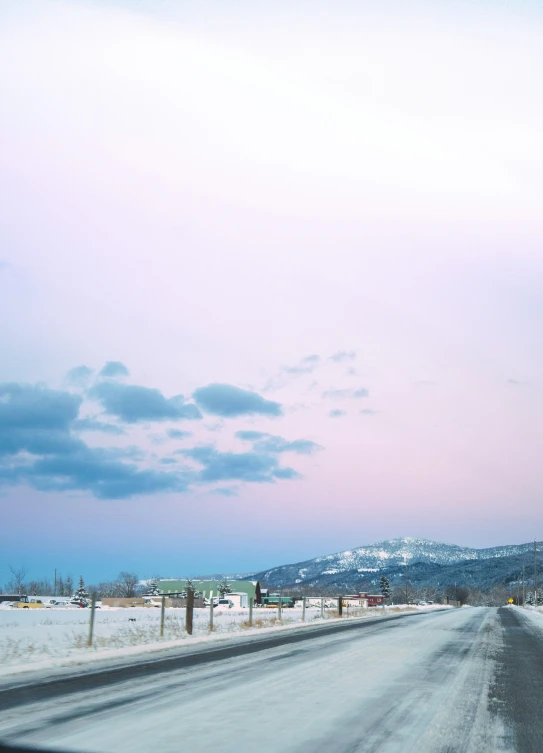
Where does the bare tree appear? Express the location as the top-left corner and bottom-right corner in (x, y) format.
(8, 565), (29, 595)
(118, 572), (139, 598)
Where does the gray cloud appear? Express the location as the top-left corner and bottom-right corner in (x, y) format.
(329, 350), (356, 362)
(0, 383), (81, 431)
(65, 365), (94, 387)
(0, 379), (305, 500)
(71, 417), (125, 435)
(16, 448), (188, 499)
(181, 445), (299, 483)
(167, 429), (193, 439)
(193, 384), (282, 418)
(359, 409), (378, 415)
(236, 431), (322, 455)
(211, 487), (239, 497)
(329, 409), (346, 418)
(235, 430), (267, 441)
(99, 361), (130, 378)
(0, 382), (188, 499)
(90, 382), (202, 423)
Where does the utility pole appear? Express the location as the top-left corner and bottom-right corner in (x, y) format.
(54, 569), (57, 597)
(404, 555), (409, 605)
(534, 540), (538, 604)
(522, 564), (525, 606)
(87, 593), (97, 647)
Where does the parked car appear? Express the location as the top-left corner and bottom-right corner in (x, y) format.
(12, 597), (44, 609)
(216, 599), (234, 609)
(45, 599), (70, 608)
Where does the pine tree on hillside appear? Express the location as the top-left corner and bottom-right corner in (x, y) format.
(73, 576), (90, 603)
(147, 579), (161, 596)
(379, 575), (391, 602)
(217, 579), (232, 598)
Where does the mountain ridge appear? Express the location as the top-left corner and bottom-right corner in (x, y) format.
(247, 536), (541, 590)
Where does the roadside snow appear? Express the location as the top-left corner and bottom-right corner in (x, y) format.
(0, 604), (447, 678)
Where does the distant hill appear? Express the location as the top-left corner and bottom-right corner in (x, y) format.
(248, 537), (542, 592)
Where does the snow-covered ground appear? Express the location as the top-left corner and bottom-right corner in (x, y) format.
(0, 603), (446, 676)
(0, 607), (507, 753)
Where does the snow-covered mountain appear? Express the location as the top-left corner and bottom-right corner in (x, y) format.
(251, 537), (540, 588)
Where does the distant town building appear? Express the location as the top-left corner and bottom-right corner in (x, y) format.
(158, 579), (262, 604)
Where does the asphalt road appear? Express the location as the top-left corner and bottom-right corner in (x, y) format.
(1, 607), (543, 753)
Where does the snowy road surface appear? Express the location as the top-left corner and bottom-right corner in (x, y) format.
(1, 607), (542, 753)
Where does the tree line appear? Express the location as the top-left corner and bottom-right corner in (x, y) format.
(3, 565), (162, 599)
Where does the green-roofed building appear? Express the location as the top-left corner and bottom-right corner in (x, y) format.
(158, 579), (262, 604)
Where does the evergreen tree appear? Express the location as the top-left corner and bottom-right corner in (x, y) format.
(379, 575), (391, 601)
(73, 575), (90, 603)
(185, 579), (201, 599)
(147, 579), (161, 596)
(217, 578), (232, 597)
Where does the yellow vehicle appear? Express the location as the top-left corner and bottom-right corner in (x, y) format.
(13, 596), (44, 609)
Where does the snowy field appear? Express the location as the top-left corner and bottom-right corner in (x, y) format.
(0, 603), (445, 675)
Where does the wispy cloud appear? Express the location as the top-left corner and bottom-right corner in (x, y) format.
(329, 409), (346, 418)
(329, 351), (356, 363)
(323, 388), (368, 399)
(284, 354), (321, 374)
(167, 429), (193, 439)
(180, 445), (300, 483)
(263, 354), (321, 391)
(211, 487), (239, 497)
(236, 431), (323, 455)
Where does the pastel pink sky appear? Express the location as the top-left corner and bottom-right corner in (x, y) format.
(1, 0), (542, 583)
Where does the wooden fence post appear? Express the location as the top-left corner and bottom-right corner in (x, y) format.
(209, 597), (214, 632)
(321, 597), (324, 618)
(302, 596), (306, 622)
(338, 596), (343, 617)
(160, 595), (166, 638)
(278, 598), (282, 621)
(249, 597), (253, 626)
(87, 593), (96, 647)
(186, 589), (194, 635)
